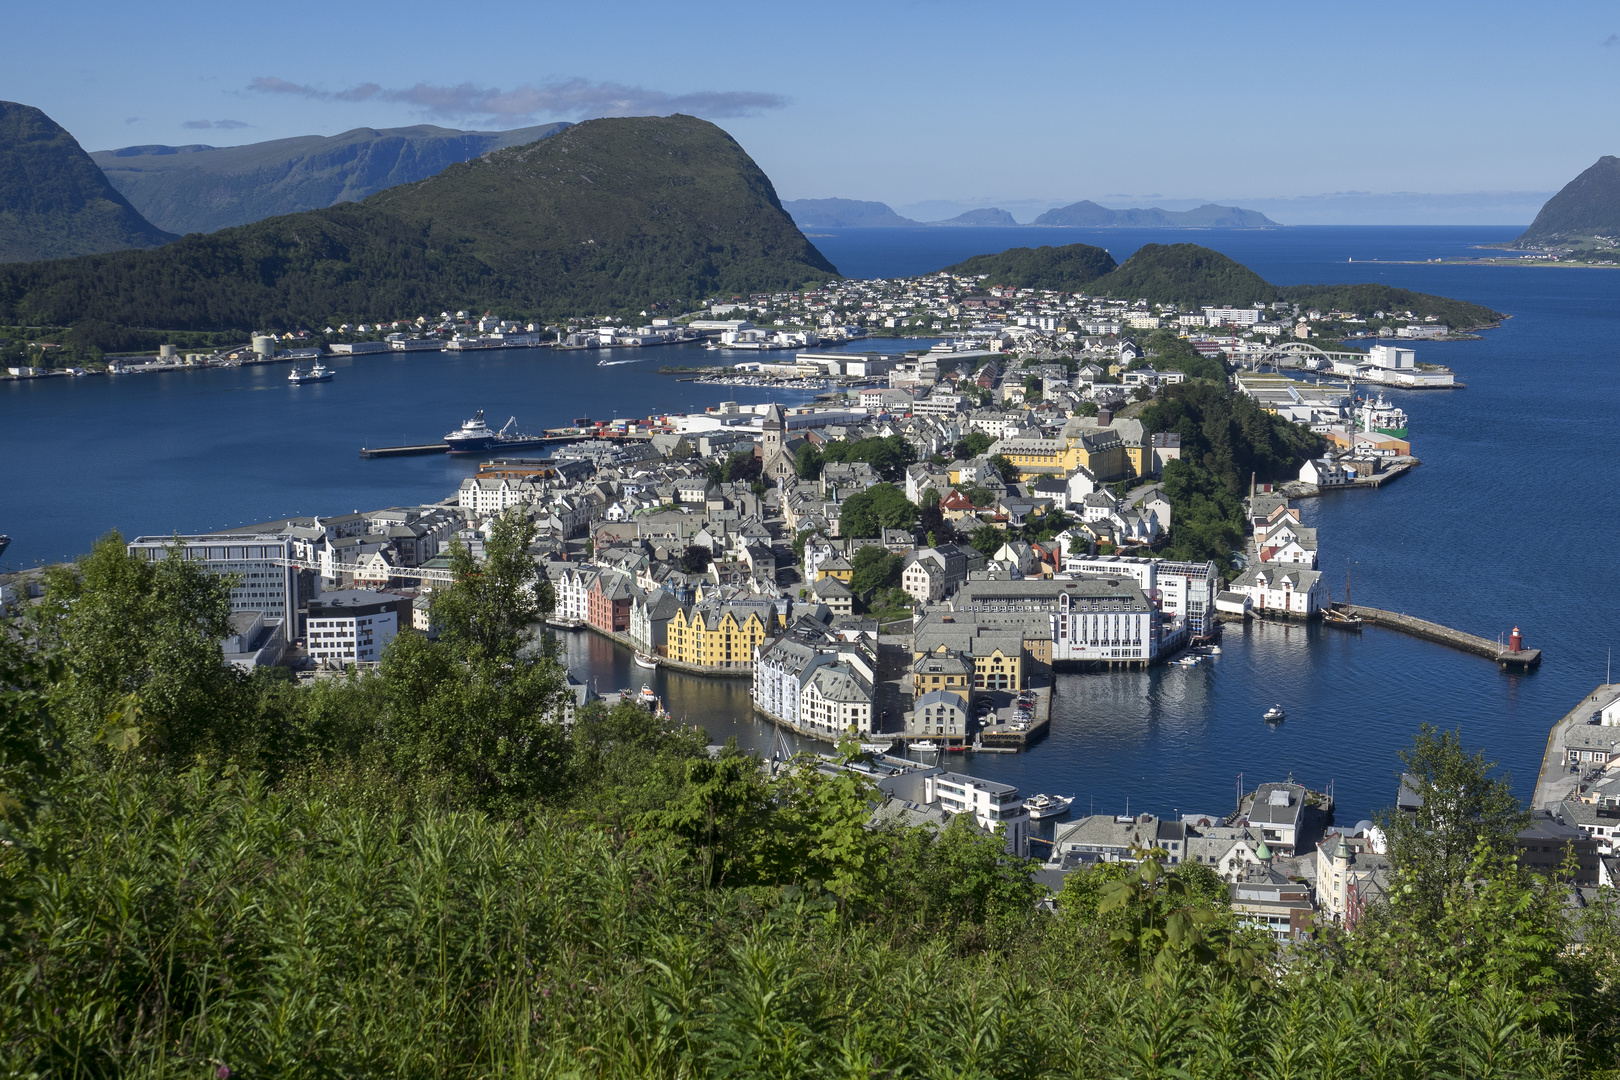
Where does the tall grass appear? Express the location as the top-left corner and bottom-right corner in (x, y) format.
(1, 763), (1601, 1078)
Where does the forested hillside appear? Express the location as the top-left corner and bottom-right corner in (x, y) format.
(0, 115), (836, 331)
(0, 101), (176, 262)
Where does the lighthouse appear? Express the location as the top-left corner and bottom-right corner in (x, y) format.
(1508, 626), (1524, 653)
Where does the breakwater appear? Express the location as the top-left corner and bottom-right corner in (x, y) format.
(1336, 604), (1541, 671)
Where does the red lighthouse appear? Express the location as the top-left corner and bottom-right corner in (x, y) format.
(1508, 627), (1524, 653)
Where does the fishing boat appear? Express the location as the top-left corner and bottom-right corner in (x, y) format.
(1263, 705), (1286, 723)
(287, 362), (332, 384)
(633, 650), (657, 669)
(1023, 793), (1075, 819)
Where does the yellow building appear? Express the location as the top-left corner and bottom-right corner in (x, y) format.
(1055, 417), (1142, 482)
(816, 554), (853, 582)
(912, 647), (973, 697)
(911, 632), (1027, 691)
(987, 436), (1065, 480)
(666, 602), (777, 670)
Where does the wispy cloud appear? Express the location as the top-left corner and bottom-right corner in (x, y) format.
(183, 118), (250, 129)
(1605, 33), (1619, 46)
(124, 116), (142, 125)
(249, 75), (786, 121)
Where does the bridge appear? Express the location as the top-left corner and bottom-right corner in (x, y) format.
(1250, 342), (1368, 373)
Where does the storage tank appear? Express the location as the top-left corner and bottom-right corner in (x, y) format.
(252, 335), (276, 358)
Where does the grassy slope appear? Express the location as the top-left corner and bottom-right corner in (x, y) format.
(1513, 155), (1620, 246)
(0, 115), (837, 329)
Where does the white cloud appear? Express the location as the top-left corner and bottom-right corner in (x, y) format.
(183, 119), (250, 129)
(249, 76), (786, 122)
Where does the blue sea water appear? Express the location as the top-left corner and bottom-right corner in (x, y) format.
(3, 224), (1614, 824)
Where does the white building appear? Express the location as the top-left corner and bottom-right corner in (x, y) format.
(800, 663), (875, 736)
(1228, 565), (1327, 617)
(1062, 554), (1218, 637)
(458, 476), (544, 514)
(305, 589), (400, 666)
(926, 771), (1030, 857)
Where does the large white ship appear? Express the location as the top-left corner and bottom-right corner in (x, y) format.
(1356, 393), (1408, 438)
(444, 410), (500, 453)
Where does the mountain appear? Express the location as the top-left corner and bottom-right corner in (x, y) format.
(933, 207), (1019, 227)
(1512, 156), (1620, 248)
(0, 115), (837, 332)
(940, 243), (1116, 289)
(0, 101), (177, 263)
(1032, 200), (1278, 229)
(92, 123), (571, 235)
(934, 241), (1504, 328)
(783, 198), (920, 228)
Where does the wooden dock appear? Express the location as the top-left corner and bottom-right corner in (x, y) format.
(1336, 604), (1542, 671)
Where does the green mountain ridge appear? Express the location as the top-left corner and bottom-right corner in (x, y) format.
(940, 242), (1504, 328)
(0, 101), (177, 263)
(92, 123), (571, 235)
(1512, 156), (1620, 248)
(0, 115), (837, 332)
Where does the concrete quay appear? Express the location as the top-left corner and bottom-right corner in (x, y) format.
(1337, 604), (1542, 671)
(1531, 686), (1617, 810)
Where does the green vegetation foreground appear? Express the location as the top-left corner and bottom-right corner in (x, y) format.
(3, 516), (1618, 1076)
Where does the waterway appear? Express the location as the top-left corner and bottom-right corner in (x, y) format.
(5, 225), (1616, 825)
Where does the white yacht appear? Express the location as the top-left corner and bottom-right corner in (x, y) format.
(1023, 793), (1075, 819)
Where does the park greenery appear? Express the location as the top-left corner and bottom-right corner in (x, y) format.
(1140, 381), (1324, 572)
(4, 514), (1620, 1074)
(836, 483), (919, 538)
(794, 433), (917, 483)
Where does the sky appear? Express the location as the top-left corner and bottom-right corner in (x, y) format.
(10, 0), (1620, 224)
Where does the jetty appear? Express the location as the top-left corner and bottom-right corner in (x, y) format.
(1335, 604), (1541, 671)
(359, 430), (653, 459)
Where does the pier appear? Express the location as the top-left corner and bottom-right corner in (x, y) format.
(359, 430), (653, 458)
(1335, 604), (1542, 671)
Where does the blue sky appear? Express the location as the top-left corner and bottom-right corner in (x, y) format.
(12, 0), (1620, 223)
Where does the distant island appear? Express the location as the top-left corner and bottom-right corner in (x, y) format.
(939, 241), (1504, 329)
(92, 122), (571, 235)
(0, 101), (176, 263)
(784, 196), (1279, 230)
(0, 116), (836, 333)
(1031, 201), (1278, 229)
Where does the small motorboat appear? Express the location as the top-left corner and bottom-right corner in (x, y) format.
(1263, 705), (1286, 723)
(911, 740), (940, 753)
(859, 740), (896, 756)
(638, 684), (658, 705)
(1024, 793), (1075, 819)
(633, 650), (657, 669)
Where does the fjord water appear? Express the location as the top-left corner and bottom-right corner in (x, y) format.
(4, 225), (1616, 822)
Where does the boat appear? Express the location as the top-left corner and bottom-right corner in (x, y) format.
(1263, 705), (1286, 723)
(1323, 607), (1364, 630)
(637, 684), (658, 705)
(860, 739), (896, 756)
(287, 362), (333, 384)
(633, 650), (658, 669)
(910, 740), (940, 753)
(445, 410), (500, 452)
(1356, 392), (1409, 438)
(1024, 793), (1075, 819)
(0, 535), (9, 560)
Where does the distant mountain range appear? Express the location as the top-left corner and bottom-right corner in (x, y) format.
(1513, 156), (1620, 248)
(936, 241), (1503, 329)
(0, 101), (176, 262)
(0, 115), (836, 332)
(784, 196), (1278, 229)
(92, 123), (571, 235)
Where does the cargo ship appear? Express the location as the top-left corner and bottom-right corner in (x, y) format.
(443, 411), (547, 454)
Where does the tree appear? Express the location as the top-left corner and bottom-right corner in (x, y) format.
(386, 510), (571, 814)
(955, 431), (992, 459)
(1023, 374), (1043, 402)
(837, 484), (917, 538)
(722, 450), (761, 483)
(848, 546), (902, 595)
(988, 453), (1018, 484)
(35, 531), (238, 765)
(1074, 401), (1099, 417)
(794, 442), (823, 480)
(1378, 724), (1531, 925)
(681, 544), (713, 573)
(969, 524), (1003, 558)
